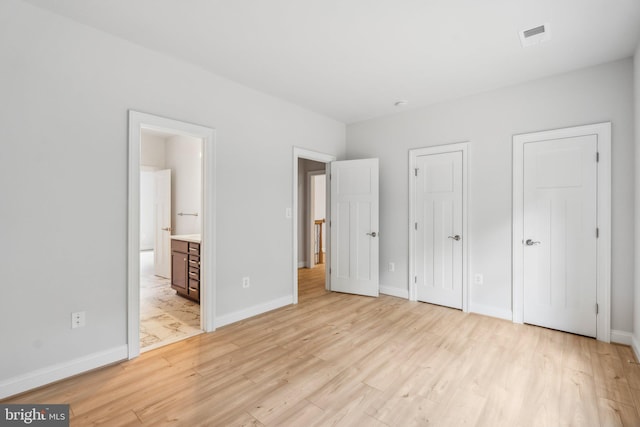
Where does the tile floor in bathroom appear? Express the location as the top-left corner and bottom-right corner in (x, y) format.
(140, 251), (201, 351)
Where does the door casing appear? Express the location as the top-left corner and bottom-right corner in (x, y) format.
(512, 122), (611, 342)
(128, 111), (216, 359)
(409, 142), (469, 311)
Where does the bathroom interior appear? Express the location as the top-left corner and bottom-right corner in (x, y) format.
(139, 129), (203, 351)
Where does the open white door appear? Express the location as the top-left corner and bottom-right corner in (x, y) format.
(154, 169), (171, 278)
(330, 159), (379, 297)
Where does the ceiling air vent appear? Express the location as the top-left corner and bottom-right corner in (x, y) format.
(519, 23), (551, 47)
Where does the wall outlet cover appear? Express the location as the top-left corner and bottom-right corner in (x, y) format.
(71, 311), (86, 329)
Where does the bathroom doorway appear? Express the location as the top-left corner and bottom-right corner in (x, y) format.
(128, 111), (216, 359)
(139, 129), (203, 352)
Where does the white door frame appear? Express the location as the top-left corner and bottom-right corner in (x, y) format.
(128, 111), (216, 359)
(307, 170), (326, 269)
(512, 122), (611, 342)
(409, 142), (469, 311)
(292, 147), (336, 304)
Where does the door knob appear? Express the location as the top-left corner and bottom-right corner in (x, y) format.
(366, 232), (378, 237)
(525, 239), (540, 246)
(448, 235), (461, 241)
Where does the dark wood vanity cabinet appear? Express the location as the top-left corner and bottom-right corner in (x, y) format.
(171, 239), (200, 303)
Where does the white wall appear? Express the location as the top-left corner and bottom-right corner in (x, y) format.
(313, 175), (327, 253)
(139, 171), (156, 250)
(634, 44), (640, 353)
(314, 175), (326, 221)
(347, 58), (635, 331)
(165, 134), (202, 235)
(139, 132), (166, 250)
(0, 0), (345, 395)
(140, 133), (166, 169)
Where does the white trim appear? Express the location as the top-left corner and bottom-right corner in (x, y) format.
(292, 148), (336, 304)
(128, 111), (217, 360)
(610, 330), (634, 345)
(632, 335), (640, 363)
(380, 285), (409, 299)
(512, 122), (611, 342)
(0, 345), (127, 400)
(408, 142), (469, 312)
(215, 296), (293, 328)
(307, 170), (326, 269)
(297, 261), (307, 269)
(469, 303), (513, 321)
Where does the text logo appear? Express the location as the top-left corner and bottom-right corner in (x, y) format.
(0, 405), (69, 426)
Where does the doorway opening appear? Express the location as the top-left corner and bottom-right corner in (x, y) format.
(139, 129), (203, 352)
(298, 161), (328, 301)
(292, 148), (335, 304)
(128, 111), (216, 359)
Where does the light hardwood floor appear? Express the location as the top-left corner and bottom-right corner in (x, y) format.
(4, 266), (640, 426)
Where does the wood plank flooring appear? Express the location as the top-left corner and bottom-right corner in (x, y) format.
(4, 265), (640, 426)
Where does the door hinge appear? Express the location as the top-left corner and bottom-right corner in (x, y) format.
(414, 276), (417, 283)
(596, 152), (600, 162)
(329, 268), (332, 275)
(414, 222), (418, 230)
(414, 168), (419, 177)
(596, 303), (599, 314)
(596, 228), (599, 238)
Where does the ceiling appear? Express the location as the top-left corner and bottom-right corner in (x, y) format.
(23, 0), (640, 123)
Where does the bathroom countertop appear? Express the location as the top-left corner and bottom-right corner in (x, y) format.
(170, 234), (201, 243)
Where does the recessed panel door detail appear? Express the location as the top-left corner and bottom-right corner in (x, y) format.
(415, 152), (463, 309)
(523, 136), (597, 337)
(330, 159), (379, 297)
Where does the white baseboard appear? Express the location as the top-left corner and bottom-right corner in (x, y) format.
(612, 330), (640, 362)
(379, 285), (409, 299)
(297, 261), (307, 269)
(215, 296), (292, 328)
(610, 329), (634, 345)
(632, 335), (640, 363)
(0, 345), (127, 400)
(469, 302), (512, 321)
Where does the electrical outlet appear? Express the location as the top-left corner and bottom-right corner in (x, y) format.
(71, 311), (86, 329)
(388, 262), (395, 272)
(242, 277), (250, 288)
(474, 274), (484, 285)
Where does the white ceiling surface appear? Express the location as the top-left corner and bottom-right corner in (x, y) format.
(23, 0), (640, 123)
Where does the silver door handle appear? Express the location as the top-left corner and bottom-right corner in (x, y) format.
(366, 232), (377, 237)
(525, 239), (540, 246)
(161, 227), (172, 231)
(448, 235), (461, 241)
